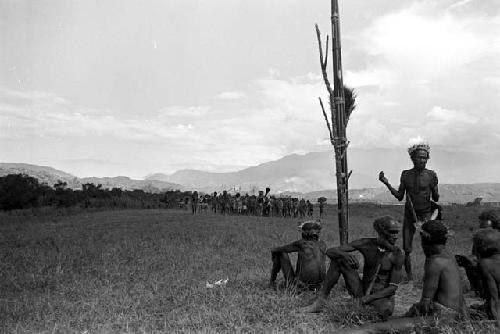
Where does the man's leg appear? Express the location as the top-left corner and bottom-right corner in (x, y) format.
(301, 257), (362, 312)
(270, 252), (295, 289)
(402, 213), (416, 281)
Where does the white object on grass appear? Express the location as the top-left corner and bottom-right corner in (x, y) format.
(206, 278), (228, 289)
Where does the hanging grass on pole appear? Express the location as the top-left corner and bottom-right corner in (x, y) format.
(315, 0), (355, 245)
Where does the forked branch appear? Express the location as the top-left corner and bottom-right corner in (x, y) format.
(319, 97), (333, 141)
(315, 24), (332, 94)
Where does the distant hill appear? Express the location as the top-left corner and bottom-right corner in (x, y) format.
(146, 148), (500, 194)
(4, 146), (500, 203)
(300, 184), (500, 205)
(80, 176), (183, 193)
(0, 163), (182, 192)
(0, 163), (81, 188)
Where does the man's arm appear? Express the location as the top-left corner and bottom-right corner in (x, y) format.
(479, 260), (500, 325)
(419, 257), (443, 314)
(271, 240), (301, 254)
(362, 252), (404, 304)
(430, 171), (439, 202)
(326, 239), (367, 269)
(379, 171), (406, 201)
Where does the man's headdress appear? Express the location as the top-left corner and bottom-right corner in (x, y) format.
(373, 215), (400, 235)
(298, 219), (322, 232)
(408, 143), (430, 158)
(298, 219), (322, 240)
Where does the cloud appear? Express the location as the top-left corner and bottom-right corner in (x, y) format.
(215, 91), (246, 100)
(0, 88), (198, 141)
(158, 106), (210, 118)
(343, 2), (500, 152)
(1, 1), (499, 176)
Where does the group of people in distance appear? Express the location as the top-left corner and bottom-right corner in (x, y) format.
(269, 143), (500, 332)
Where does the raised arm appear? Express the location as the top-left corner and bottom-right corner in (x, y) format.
(271, 241), (301, 254)
(379, 171), (405, 201)
(419, 257), (442, 314)
(479, 260), (500, 326)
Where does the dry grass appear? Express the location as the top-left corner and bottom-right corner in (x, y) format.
(0, 205), (497, 333)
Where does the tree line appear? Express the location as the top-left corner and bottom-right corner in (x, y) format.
(0, 173), (192, 211)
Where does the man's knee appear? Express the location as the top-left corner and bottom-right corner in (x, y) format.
(370, 298), (395, 320)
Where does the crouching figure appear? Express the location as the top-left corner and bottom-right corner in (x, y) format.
(333, 220), (467, 334)
(469, 228), (500, 327)
(269, 220), (327, 291)
(301, 216), (404, 320)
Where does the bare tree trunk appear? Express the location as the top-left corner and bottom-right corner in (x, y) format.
(331, 0), (348, 245)
(316, 0), (354, 245)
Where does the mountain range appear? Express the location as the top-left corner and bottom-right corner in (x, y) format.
(2, 147), (500, 204)
(0, 163), (182, 193)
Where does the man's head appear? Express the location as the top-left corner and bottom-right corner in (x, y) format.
(408, 143), (430, 170)
(473, 229), (500, 258)
(478, 210), (499, 230)
(373, 216), (401, 246)
(299, 219), (322, 241)
(420, 220), (448, 256)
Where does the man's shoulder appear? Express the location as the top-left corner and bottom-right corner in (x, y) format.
(350, 238), (376, 248)
(424, 168), (438, 177)
(293, 239), (306, 245)
(428, 253), (455, 267)
(478, 256), (500, 268)
(401, 169), (412, 176)
(390, 245), (403, 255)
(390, 246), (404, 263)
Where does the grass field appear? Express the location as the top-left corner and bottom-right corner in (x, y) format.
(0, 205), (497, 333)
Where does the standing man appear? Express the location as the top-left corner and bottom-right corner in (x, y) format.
(379, 143), (439, 281)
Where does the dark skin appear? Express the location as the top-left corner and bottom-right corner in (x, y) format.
(479, 254), (500, 326)
(301, 227), (403, 319)
(379, 150), (439, 203)
(270, 228), (327, 289)
(414, 243), (463, 314)
(379, 149), (439, 280)
(332, 235), (465, 334)
(455, 218), (497, 297)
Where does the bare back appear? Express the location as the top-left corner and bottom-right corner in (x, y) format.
(425, 253), (463, 310)
(296, 239), (327, 284)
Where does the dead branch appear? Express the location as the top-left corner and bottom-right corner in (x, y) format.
(344, 86), (356, 124)
(324, 35), (329, 68)
(319, 97), (333, 141)
(315, 24), (332, 94)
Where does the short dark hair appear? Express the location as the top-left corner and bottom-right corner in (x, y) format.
(373, 215), (400, 234)
(421, 220), (448, 245)
(478, 210), (499, 229)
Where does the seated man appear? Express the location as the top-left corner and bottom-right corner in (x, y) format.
(455, 210), (500, 297)
(333, 220), (466, 334)
(269, 220), (326, 291)
(404, 220), (465, 317)
(471, 229), (500, 327)
(301, 216), (404, 320)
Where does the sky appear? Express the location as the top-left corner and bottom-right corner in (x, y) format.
(0, 0), (499, 179)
